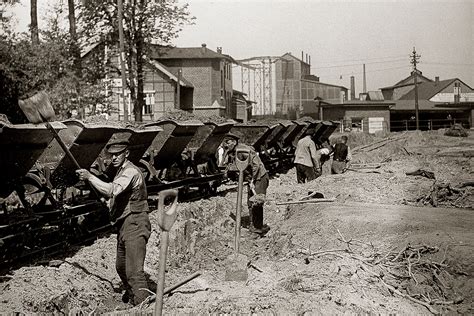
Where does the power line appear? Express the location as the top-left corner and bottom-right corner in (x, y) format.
(423, 62), (474, 66)
(317, 65), (410, 78)
(311, 58), (407, 69)
(313, 54), (407, 64)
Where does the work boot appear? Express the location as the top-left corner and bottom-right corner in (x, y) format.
(243, 228), (261, 239)
(121, 289), (133, 304)
(249, 225), (269, 236)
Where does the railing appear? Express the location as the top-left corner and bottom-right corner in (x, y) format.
(390, 119), (470, 132)
(337, 118), (471, 133)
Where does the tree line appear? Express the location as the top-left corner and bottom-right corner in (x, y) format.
(0, 0), (193, 122)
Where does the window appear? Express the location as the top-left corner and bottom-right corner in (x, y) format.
(143, 92), (155, 114)
(351, 117), (363, 131)
(454, 82), (461, 103)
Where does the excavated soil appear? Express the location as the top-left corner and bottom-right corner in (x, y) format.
(0, 130), (473, 314)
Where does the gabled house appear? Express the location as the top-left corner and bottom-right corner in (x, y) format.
(81, 42), (194, 121)
(150, 44), (236, 117)
(82, 42), (236, 121)
(390, 77), (474, 130)
(380, 70), (433, 101)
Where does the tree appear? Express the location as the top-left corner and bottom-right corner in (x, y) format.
(67, 0), (85, 118)
(30, 0), (39, 44)
(80, 0), (193, 121)
(0, 1), (111, 122)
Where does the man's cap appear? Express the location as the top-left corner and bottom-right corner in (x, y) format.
(225, 132), (240, 141)
(106, 139), (129, 154)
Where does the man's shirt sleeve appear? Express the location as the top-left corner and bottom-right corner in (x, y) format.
(111, 168), (140, 197)
(346, 146), (352, 161)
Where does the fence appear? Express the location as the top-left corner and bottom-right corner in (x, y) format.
(390, 118), (470, 132)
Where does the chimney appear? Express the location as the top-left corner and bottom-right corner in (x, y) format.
(217, 47), (222, 54)
(435, 76), (439, 84)
(201, 43), (206, 53)
(309, 55), (311, 66)
(350, 76), (356, 100)
(301, 51), (304, 61)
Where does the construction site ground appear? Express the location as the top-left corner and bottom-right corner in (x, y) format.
(0, 129), (473, 314)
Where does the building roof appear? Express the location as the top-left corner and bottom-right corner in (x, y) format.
(281, 52), (310, 66)
(391, 99), (468, 111)
(302, 74), (320, 82)
(322, 100), (394, 108)
(147, 60), (194, 88)
(398, 79), (458, 100)
(367, 91), (384, 101)
(380, 70), (433, 90)
(150, 45), (235, 62)
(301, 77), (348, 90)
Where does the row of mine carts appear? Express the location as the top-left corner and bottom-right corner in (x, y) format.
(0, 118), (339, 267)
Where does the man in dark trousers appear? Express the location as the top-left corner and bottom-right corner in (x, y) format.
(294, 132), (320, 183)
(224, 135), (270, 236)
(76, 139), (151, 305)
(331, 135), (352, 174)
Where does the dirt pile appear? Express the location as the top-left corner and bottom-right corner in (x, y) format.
(280, 201), (473, 315)
(417, 181), (474, 208)
(445, 123), (469, 137)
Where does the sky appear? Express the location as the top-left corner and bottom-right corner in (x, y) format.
(7, 0), (474, 93)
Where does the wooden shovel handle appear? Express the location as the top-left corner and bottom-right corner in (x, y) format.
(44, 121), (81, 169)
(157, 189), (179, 232)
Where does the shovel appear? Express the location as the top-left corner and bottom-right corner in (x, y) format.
(225, 147), (250, 282)
(18, 91), (103, 200)
(18, 92), (82, 168)
(154, 189), (179, 316)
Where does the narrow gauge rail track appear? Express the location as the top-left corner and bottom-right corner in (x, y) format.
(0, 118), (339, 272)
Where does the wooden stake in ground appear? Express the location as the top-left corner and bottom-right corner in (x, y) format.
(276, 198), (335, 206)
(154, 189), (179, 316)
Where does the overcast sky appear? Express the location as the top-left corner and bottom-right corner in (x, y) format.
(8, 0), (474, 93)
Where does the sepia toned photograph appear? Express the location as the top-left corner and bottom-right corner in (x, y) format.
(0, 0), (473, 314)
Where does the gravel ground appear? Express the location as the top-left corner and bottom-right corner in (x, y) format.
(0, 130), (472, 314)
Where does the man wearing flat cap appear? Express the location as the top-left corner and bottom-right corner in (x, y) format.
(76, 139), (151, 305)
(223, 134), (270, 237)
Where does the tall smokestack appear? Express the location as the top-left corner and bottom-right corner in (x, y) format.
(350, 76), (356, 100)
(363, 64), (367, 93)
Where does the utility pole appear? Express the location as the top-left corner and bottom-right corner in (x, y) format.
(176, 69), (181, 109)
(410, 47), (421, 130)
(117, 0), (128, 122)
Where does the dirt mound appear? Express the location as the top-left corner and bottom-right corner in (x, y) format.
(445, 123), (468, 137)
(82, 115), (147, 129)
(160, 110), (231, 124)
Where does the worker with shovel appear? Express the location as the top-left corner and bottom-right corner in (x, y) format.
(331, 135), (352, 174)
(224, 135), (270, 237)
(76, 139), (151, 306)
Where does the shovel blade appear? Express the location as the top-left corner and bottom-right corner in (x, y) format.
(225, 253), (248, 281)
(18, 91), (56, 124)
